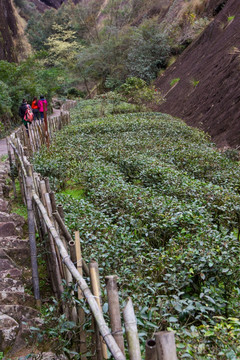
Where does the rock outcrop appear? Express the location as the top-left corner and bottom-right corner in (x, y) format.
(0, 160), (41, 356)
(0, 0), (31, 62)
(155, 0), (240, 148)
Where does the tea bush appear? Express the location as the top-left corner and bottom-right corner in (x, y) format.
(33, 101), (240, 358)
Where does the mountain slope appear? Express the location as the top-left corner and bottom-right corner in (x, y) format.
(155, 0), (240, 148)
(0, 0), (31, 62)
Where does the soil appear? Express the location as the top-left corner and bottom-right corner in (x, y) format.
(154, 0), (240, 148)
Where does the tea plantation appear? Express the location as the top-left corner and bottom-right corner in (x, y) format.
(33, 100), (240, 359)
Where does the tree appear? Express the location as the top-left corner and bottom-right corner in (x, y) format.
(45, 24), (83, 67)
(125, 19), (170, 82)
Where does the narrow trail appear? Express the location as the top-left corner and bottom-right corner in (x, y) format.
(0, 108), (62, 157)
(0, 107), (63, 358)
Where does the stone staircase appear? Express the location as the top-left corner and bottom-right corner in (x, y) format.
(0, 160), (42, 357)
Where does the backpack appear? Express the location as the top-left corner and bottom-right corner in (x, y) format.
(24, 104), (34, 122)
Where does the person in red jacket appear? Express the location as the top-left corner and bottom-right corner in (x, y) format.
(38, 95), (48, 122)
(31, 97), (39, 121)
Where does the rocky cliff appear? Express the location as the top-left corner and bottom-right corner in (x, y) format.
(155, 0), (240, 148)
(0, 0), (31, 62)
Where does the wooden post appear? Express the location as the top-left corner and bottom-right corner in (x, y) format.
(145, 339), (157, 360)
(26, 177), (41, 307)
(75, 231), (87, 360)
(32, 192), (126, 360)
(155, 332), (177, 360)
(105, 276), (125, 356)
(43, 102), (50, 149)
(123, 298), (141, 360)
(7, 138), (17, 199)
(89, 261), (108, 360)
(53, 211), (90, 277)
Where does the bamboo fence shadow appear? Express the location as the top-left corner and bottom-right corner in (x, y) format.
(7, 100), (178, 360)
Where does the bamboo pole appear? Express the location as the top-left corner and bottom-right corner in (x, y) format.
(90, 262), (103, 360)
(44, 177), (51, 193)
(75, 231), (87, 360)
(6, 137), (17, 199)
(45, 192), (65, 291)
(105, 276), (125, 356)
(43, 102), (50, 149)
(49, 191), (57, 213)
(123, 298), (141, 360)
(155, 332), (177, 360)
(57, 204), (65, 220)
(32, 193), (125, 360)
(145, 339), (157, 360)
(90, 261), (108, 360)
(53, 211), (90, 277)
(26, 177), (41, 307)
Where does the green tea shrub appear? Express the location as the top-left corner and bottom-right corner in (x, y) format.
(33, 102), (240, 358)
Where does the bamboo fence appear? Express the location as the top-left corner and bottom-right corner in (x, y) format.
(7, 101), (178, 360)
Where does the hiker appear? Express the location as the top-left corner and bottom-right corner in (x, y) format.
(38, 95), (48, 121)
(31, 96), (39, 121)
(18, 99), (33, 133)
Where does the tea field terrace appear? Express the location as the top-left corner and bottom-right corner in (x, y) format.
(33, 100), (240, 358)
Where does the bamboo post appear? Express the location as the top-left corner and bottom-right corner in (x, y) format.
(26, 177), (41, 307)
(145, 339), (157, 360)
(44, 177), (51, 193)
(90, 262), (103, 360)
(155, 332), (177, 360)
(45, 192), (65, 287)
(123, 298), (141, 360)
(75, 231), (87, 359)
(57, 204), (65, 220)
(53, 211), (90, 277)
(39, 180), (63, 297)
(89, 261), (108, 360)
(105, 276), (125, 356)
(7, 137), (17, 199)
(43, 102), (50, 149)
(32, 193), (125, 360)
(49, 191), (56, 212)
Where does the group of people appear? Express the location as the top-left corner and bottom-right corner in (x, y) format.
(19, 95), (48, 130)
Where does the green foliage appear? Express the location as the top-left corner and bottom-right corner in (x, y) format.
(33, 101), (240, 358)
(170, 77), (180, 86)
(30, 293), (81, 359)
(125, 19), (170, 82)
(119, 77), (164, 111)
(227, 16), (235, 22)
(0, 57), (61, 132)
(0, 81), (12, 116)
(45, 24), (83, 67)
(76, 18), (171, 91)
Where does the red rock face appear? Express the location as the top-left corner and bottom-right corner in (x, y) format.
(0, 0), (18, 62)
(155, 0), (240, 148)
(29, 0), (82, 11)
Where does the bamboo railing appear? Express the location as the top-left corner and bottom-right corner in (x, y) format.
(7, 101), (178, 360)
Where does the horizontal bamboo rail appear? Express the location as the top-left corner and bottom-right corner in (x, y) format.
(7, 102), (178, 360)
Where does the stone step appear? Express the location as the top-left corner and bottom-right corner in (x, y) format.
(0, 211), (26, 229)
(0, 305), (42, 352)
(0, 305), (40, 322)
(0, 222), (17, 237)
(0, 198), (9, 213)
(0, 236), (29, 250)
(0, 292), (35, 307)
(0, 248), (20, 268)
(0, 278), (24, 292)
(0, 238), (31, 267)
(0, 267), (22, 279)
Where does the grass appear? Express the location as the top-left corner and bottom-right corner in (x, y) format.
(10, 180), (28, 220)
(60, 180), (85, 200)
